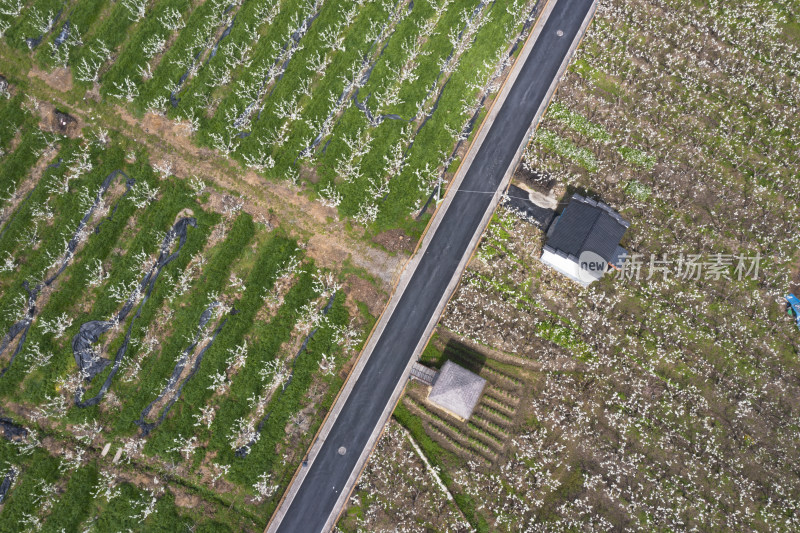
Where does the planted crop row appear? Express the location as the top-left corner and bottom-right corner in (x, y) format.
(143, 233), (300, 460)
(110, 211), (255, 435)
(0, 150), (156, 401)
(236, 291), (349, 485)
(0, 129), (50, 220)
(0, 139), (122, 336)
(197, 0), (327, 144)
(207, 264), (317, 466)
(69, 0), (150, 85)
(369, 0), (533, 227)
(233, 0), (386, 165)
(72, 187), (218, 417)
(168, 0), (286, 119)
(135, 0), (242, 111)
(99, 0), (193, 99)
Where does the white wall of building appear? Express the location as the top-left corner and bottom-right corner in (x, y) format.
(540, 248), (603, 287)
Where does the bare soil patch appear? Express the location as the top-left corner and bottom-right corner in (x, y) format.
(28, 66), (73, 93)
(372, 228), (416, 254)
(37, 101), (82, 137)
(344, 274), (384, 317)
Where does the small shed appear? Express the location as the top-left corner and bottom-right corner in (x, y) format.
(541, 194), (629, 286)
(427, 361), (486, 421)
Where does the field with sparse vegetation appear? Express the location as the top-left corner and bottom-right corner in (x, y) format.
(0, 0), (544, 230)
(343, 0), (800, 530)
(0, 88), (373, 530)
(0, 0), (555, 528)
(2, 0), (799, 529)
(0, 0), (561, 527)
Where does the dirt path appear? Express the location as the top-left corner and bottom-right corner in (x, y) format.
(15, 66), (407, 291)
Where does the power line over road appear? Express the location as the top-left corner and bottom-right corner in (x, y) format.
(267, 1), (598, 530)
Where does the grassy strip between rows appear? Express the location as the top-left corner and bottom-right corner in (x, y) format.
(110, 211), (256, 435)
(76, 204), (219, 420)
(242, 291), (349, 487)
(144, 233), (299, 458)
(393, 402), (489, 532)
(0, 146), (154, 400)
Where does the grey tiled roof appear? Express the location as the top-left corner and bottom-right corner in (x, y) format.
(428, 361), (486, 420)
(545, 194), (629, 263)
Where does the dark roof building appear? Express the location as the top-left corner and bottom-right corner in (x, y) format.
(541, 194), (629, 285)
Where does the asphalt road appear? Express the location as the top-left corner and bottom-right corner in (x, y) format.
(274, 0), (595, 530)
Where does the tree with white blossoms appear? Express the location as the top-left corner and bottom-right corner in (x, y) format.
(28, 7), (56, 37)
(92, 470), (121, 502)
(47, 145), (92, 196)
(188, 175), (206, 196)
(49, 24), (82, 67)
(25, 342), (53, 370)
(306, 50), (331, 74)
(209, 132), (238, 157)
(3, 293), (27, 323)
(207, 371), (229, 395)
(59, 446), (86, 473)
(13, 430), (40, 456)
(131, 489), (158, 521)
(259, 359), (288, 390)
(332, 319), (360, 352)
(108, 278), (142, 305)
(297, 301), (327, 335)
(167, 434), (199, 460)
(137, 62), (153, 81)
(30, 201), (54, 221)
(228, 273), (246, 293)
(312, 271), (341, 298)
(73, 419), (103, 444)
(19, 512), (42, 532)
(109, 76), (139, 102)
(33, 394), (67, 421)
(146, 95), (169, 115)
(318, 353), (336, 376)
(93, 127), (110, 147)
(122, 0), (146, 21)
(32, 479), (58, 512)
(142, 34), (166, 58)
(75, 40), (111, 83)
(252, 471), (277, 503)
(228, 417), (259, 451)
(318, 182), (342, 209)
(0, 251), (15, 273)
(0, 0), (22, 17)
(152, 159), (172, 178)
(193, 405), (216, 429)
(354, 201), (379, 226)
(37, 312), (73, 338)
(210, 462), (229, 483)
(128, 181), (158, 208)
(87, 258), (109, 287)
(242, 148), (275, 171)
(121, 438), (144, 464)
(158, 7), (185, 30)
(225, 341), (248, 372)
(319, 22), (345, 52)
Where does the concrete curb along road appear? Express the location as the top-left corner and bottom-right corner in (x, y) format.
(267, 1), (598, 531)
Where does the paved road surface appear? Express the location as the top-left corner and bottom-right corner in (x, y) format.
(270, 0), (596, 530)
